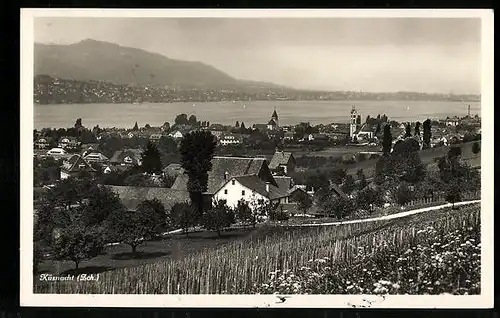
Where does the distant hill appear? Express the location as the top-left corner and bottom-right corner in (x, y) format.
(34, 39), (285, 92)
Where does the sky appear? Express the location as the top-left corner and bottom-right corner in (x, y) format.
(34, 17), (481, 94)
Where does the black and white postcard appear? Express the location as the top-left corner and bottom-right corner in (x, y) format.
(20, 9), (494, 308)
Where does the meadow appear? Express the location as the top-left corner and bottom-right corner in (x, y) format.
(34, 203), (480, 294)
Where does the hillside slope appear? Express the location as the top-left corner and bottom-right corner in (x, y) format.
(34, 39), (282, 91)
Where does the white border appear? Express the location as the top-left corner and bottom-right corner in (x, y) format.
(20, 9), (494, 308)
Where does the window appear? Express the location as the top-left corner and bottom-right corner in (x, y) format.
(231, 180), (235, 185)
(242, 190), (245, 196)
(224, 189), (228, 194)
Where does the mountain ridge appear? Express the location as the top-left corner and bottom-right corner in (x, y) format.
(34, 39), (287, 92)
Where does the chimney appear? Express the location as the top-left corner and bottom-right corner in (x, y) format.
(265, 181), (270, 193)
(224, 171), (229, 181)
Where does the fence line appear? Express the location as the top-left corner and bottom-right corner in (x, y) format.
(405, 191), (480, 207)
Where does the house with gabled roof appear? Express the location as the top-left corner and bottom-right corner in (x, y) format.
(35, 137), (54, 149)
(58, 136), (80, 150)
(268, 151), (296, 175)
(354, 123), (375, 141)
(84, 152), (109, 164)
(110, 149), (143, 166)
(213, 175), (290, 211)
(106, 185), (191, 212)
(171, 156), (291, 211)
(60, 154), (96, 179)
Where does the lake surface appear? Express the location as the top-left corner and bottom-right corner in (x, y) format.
(34, 100), (481, 129)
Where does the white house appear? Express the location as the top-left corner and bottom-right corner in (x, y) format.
(213, 175), (289, 211)
(219, 134), (243, 146)
(169, 131), (184, 139)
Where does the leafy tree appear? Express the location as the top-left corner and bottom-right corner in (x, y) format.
(136, 198), (168, 235)
(321, 194), (355, 220)
(175, 114), (189, 126)
(422, 119), (432, 149)
(382, 124), (392, 155)
(235, 121), (240, 128)
(365, 115), (371, 123)
(445, 178), (462, 209)
(123, 173), (155, 187)
(414, 121), (421, 136)
(188, 115), (198, 127)
(404, 123), (412, 138)
(356, 187), (383, 214)
(356, 169), (368, 190)
(145, 124), (151, 129)
(394, 183), (414, 206)
(235, 199), (255, 227)
(133, 122), (139, 131)
(375, 123), (381, 136)
(295, 191), (313, 215)
(74, 118), (82, 129)
(170, 202), (197, 237)
(240, 122), (246, 129)
(472, 141), (480, 154)
(203, 200), (235, 237)
(356, 115), (361, 125)
(269, 205), (289, 221)
(329, 168), (347, 185)
(341, 175), (356, 195)
(79, 185), (125, 228)
(51, 221), (106, 270)
(141, 142), (163, 174)
(306, 174), (329, 192)
(179, 131), (217, 217)
(448, 146), (462, 161)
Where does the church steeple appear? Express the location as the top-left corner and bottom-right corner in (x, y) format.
(271, 108), (278, 120)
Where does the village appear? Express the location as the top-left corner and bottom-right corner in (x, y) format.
(33, 104), (482, 290)
(34, 106), (481, 213)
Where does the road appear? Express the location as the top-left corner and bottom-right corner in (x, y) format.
(281, 199), (481, 227)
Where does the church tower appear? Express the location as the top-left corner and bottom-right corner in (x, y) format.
(271, 108), (279, 127)
(350, 106), (357, 141)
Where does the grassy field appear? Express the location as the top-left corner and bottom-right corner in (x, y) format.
(334, 141), (481, 178)
(37, 227), (259, 276)
(34, 202), (480, 294)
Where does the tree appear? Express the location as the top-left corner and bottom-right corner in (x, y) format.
(365, 115), (371, 123)
(329, 168), (347, 185)
(321, 194), (355, 220)
(295, 191), (313, 215)
(188, 115), (198, 127)
(175, 114), (189, 126)
(414, 121), (421, 136)
(136, 199), (168, 235)
(79, 185), (126, 228)
(145, 124), (151, 129)
(404, 123), (412, 138)
(445, 178), (462, 209)
(51, 221), (106, 270)
(375, 123), (381, 136)
(141, 142), (163, 174)
(123, 173), (155, 187)
(170, 202), (197, 237)
(356, 169), (368, 190)
(235, 199), (255, 227)
(74, 118), (82, 129)
(202, 200), (235, 237)
(235, 121), (240, 128)
(472, 141), (480, 154)
(422, 119), (432, 149)
(341, 175), (356, 195)
(448, 146), (462, 161)
(240, 122), (246, 130)
(356, 115), (361, 125)
(179, 131), (217, 217)
(382, 124), (392, 155)
(356, 187), (383, 214)
(394, 183), (414, 206)
(133, 122), (139, 131)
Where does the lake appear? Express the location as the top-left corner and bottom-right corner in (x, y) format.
(33, 100), (481, 129)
